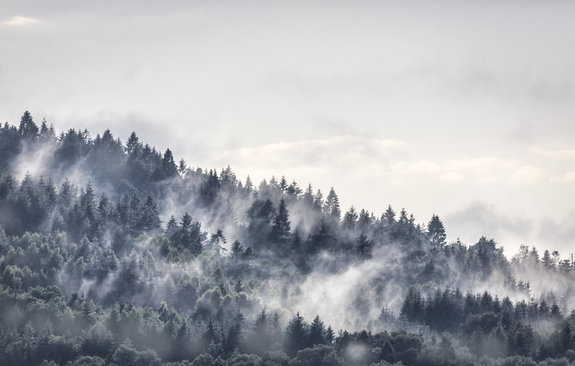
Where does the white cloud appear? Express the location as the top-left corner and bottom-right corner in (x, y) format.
(550, 171), (575, 182)
(2, 16), (39, 26)
(207, 135), (404, 175)
(509, 165), (543, 185)
(478, 175), (497, 184)
(533, 147), (575, 159)
(391, 156), (509, 183)
(438, 172), (466, 183)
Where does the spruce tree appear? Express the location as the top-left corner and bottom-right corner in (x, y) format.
(270, 198), (290, 243)
(427, 214), (447, 247)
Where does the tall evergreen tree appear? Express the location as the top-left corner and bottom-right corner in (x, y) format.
(140, 195), (161, 231)
(18, 111), (39, 139)
(270, 198), (290, 243)
(428, 214), (447, 247)
(324, 188), (341, 221)
(285, 312), (308, 356)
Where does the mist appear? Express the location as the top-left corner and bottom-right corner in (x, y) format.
(2, 113), (575, 365)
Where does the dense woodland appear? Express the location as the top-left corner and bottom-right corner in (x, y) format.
(1, 111), (575, 366)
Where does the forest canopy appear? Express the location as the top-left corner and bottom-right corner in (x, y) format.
(1, 112), (575, 366)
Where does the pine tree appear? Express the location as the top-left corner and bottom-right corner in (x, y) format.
(285, 312), (308, 356)
(324, 188), (341, 220)
(427, 214), (447, 247)
(308, 315), (326, 347)
(253, 308), (268, 335)
(383, 205), (396, 226)
(313, 189), (324, 212)
(140, 195), (161, 231)
(279, 176), (288, 193)
(80, 182), (96, 223)
(126, 132), (140, 154)
(161, 148), (178, 178)
(357, 233), (372, 258)
(18, 111), (39, 139)
(342, 206), (358, 231)
(325, 326), (335, 344)
(178, 158), (187, 175)
(244, 175), (253, 196)
(270, 198), (290, 243)
(230, 240), (244, 259)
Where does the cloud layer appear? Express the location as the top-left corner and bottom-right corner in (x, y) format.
(2, 16), (38, 26)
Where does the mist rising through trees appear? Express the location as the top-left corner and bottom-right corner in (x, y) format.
(1, 112), (575, 366)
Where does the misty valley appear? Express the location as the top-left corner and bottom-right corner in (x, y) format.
(2, 111), (575, 366)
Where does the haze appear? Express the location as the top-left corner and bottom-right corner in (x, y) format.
(1, 0), (574, 255)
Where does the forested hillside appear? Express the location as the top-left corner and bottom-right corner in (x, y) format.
(1, 111), (575, 366)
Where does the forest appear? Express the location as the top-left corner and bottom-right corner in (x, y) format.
(1, 111), (575, 366)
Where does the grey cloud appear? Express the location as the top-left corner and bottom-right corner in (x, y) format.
(311, 117), (354, 137)
(445, 202), (575, 257)
(537, 213), (575, 252)
(444, 202), (533, 248)
(508, 121), (536, 143)
(2, 0), (196, 19)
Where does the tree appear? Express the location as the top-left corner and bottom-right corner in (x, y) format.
(253, 308), (268, 335)
(247, 199), (275, 245)
(308, 315), (326, 347)
(171, 212), (205, 256)
(357, 233), (372, 258)
(542, 250), (554, 270)
(178, 158), (187, 175)
(313, 189), (324, 212)
(303, 184), (314, 207)
(19, 111), (39, 139)
(230, 240), (244, 260)
(401, 287), (424, 323)
(427, 214), (446, 247)
(140, 195), (161, 231)
(81, 182), (96, 222)
(161, 148), (179, 178)
(244, 175), (254, 196)
(382, 205), (396, 226)
(436, 333), (456, 365)
(342, 206), (358, 231)
(279, 176), (288, 193)
(285, 312), (308, 356)
(324, 188), (341, 221)
(126, 132), (140, 154)
(270, 198), (290, 243)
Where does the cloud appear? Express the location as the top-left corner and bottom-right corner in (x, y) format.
(537, 211), (575, 251)
(2, 16), (39, 26)
(550, 171), (575, 182)
(438, 172), (466, 183)
(533, 147), (575, 159)
(391, 156), (509, 183)
(444, 202), (532, 252)
(509, 165), (543, 185)
(207, 135), (404, 174)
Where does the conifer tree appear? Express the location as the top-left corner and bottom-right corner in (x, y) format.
(324, 188), (341, 220)
(308, 315), (326, 347)
(270, 198), (290, 243)
(140, 195), (161, 231)
(18, 111), (39, 139)
(427, 214), (447, 247)
(285, 312), (308, 356)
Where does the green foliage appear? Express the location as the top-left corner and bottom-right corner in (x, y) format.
(1, 112), (575, 366)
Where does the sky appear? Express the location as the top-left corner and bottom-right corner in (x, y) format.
(1, 1), (574, 256)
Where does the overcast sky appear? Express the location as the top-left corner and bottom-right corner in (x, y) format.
(1, 1), (575, 256)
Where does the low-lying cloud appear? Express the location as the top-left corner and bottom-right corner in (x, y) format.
(509, 165), (543, 185)
(2, 16), (39, 26)
(207, 135), (404, 175)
